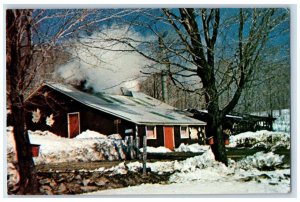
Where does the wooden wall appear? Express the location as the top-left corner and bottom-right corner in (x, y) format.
(138, 125), (206, 149)
(25, 85), (135, 139)
(25, 85), (206, 148)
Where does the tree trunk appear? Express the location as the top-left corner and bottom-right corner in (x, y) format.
(206, 111), (228, 166)
(6, 9), (38, 195)
(10, 96), (39, 194)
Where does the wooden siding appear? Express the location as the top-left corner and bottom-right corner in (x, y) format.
(25, 85), (206, 147)
(25, 85), (135, 139)
(138, 125), (206, 148)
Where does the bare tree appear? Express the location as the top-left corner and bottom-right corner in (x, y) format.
(236, 59), (290, 115)
(6, 8), (136, 194)
(140, 73), (205, 109)
(6, 9), (39, 194)
(93, 8), (289, 164)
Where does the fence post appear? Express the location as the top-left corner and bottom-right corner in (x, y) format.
(135, 125), (139, 158)
(128, 135), (133, 160)
(142, 135), (147, 176)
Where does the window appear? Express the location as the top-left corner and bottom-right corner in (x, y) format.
(146, 126), (157, 139)
(180, 126), (189, 139)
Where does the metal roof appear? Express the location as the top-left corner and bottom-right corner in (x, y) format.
(194, 109), (243, 120)
(43, 82), (206, 126)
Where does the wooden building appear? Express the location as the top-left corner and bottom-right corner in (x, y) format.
(187, 109), (276, 136)
(24, 82), (206, 150)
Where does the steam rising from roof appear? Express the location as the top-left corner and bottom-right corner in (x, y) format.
(55, 25), (153, 94)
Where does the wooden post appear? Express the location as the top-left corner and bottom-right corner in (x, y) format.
(135, 125), (139, 158)
(128, 135), (133, 160)
(142, 135), (147, 176)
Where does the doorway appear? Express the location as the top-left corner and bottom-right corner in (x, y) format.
(68, 112), (80, 138)
(164, 126), (174, 150)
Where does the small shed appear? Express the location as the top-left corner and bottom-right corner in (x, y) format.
(187, 109), (276, 135)
(24, 82), (206, 150)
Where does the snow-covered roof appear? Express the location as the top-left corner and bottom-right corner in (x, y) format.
(40, 82), (206, 126)
(192, 109), (243, 120)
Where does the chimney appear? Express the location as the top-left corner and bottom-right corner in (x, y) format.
(121, 87), (133, 96)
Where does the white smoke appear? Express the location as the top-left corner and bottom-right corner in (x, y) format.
(56, 25), (154, 94)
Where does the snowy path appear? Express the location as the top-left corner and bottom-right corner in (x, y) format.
(85, 180), (289, 195)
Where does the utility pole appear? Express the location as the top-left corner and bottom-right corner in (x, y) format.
(142, 135), (147, 176)
(161, 70), (168, 103)
(158, 31), (169, 103)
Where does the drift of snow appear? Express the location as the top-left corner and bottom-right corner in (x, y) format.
(86, 147), (290, 195)
(175, 143), (209, 153)
(236, 151), (284, 170)
(6, 127), (290, 194)
(228, 130), (290, 150)
(139, 146), (172, 153)
(7, 129), (128, 165)
(75, 130), (108, 139)
(108, 134), (122, 140)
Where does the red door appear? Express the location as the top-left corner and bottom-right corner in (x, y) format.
(164, 126), (174, 150)
(68, 113), (80, 138)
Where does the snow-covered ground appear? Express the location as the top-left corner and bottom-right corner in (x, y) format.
(84, 146), (290, 195)
(85, 179), (289, 195)
(6, 127), (291, 195)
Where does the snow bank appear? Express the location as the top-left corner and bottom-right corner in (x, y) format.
(175, 143), (209, 153)
(7, 129), (128, 165)
(228, 130), (290, 150)
(126, 147), (216, 175)
(31, 130), (127, 164)
(168, 148), (231, 183)
(108, 134), (122, 140)
(75, 130), (108, 139)
(6, 127), (290, 194)
(236, 151), (284, 170)
(139, 146), (172, 153)
(138, 143), (209, 154)
(90, 148), (290, 194)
